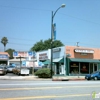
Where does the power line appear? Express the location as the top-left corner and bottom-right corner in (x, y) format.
(0, 5), (51, 12)
(0, 5), (100, 25)
(8, 42), (33, 46)
(0, 36), (38, 42)
(60, 13), (100, 26)
(65, 41), (100, 48)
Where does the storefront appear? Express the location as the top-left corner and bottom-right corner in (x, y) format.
(41, 46), (65, 75)
(0, 52), (9, 65)
(65, 46), (100, 76)
(52, 46), (65, 75)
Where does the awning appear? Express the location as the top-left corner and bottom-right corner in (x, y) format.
(42, 57), (64, 65)
(69, 58), (100, 63)
(42, 60), (51, 65)
(53, 57), (64, 63)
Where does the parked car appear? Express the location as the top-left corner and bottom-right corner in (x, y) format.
(85, 71), (100, 80)
(7, 65), (15, 73)
(12, 66), (20, 74)
(13, 66), (29, 76)
(0, 66), (7, 75)
(19, 67), (29, 76)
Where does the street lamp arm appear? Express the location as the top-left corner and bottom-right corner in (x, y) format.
(52, 7), (61, 19)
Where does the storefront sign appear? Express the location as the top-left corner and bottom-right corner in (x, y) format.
(0, 54), (8, 59)
(53, 48), (61, 52)
(13, 51), (35, 57)
(74, 49), (94, 53)
(39, 53), (48, 60)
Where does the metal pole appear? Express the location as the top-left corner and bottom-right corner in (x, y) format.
(32, 55), (34, 75)
(51, 11), (53, 78)
(20, 56), (21, 73)
(50, 5), (65, 78)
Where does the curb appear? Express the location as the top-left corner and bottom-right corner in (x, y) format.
(68, 79), (85, 81)
(0, 76), (52, 81)
(0, 76), (85, 81)
(52, 78), (85, 81)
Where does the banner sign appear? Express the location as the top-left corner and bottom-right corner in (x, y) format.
(39, 53), (48, 60)
(0, 54), (8, 59)
(74, 49), (94, 53)
(13, 51), (36, 57)
(53, 23), (56, 41)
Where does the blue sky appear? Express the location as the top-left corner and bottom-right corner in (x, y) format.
(0, 0), (100, 51)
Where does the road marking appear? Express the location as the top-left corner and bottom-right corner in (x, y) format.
(0, 85), (100, 91)
(0, 93), (90, 100)
(0, 81), (100, 86)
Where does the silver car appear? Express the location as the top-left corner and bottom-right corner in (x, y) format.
(7, 66), (15, 73)
(0, 66), (7, 75)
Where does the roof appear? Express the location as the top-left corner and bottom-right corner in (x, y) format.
(0, 52), (9, 56)
(9, 58), (26, 62)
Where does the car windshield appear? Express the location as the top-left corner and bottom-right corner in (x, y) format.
(7, 66), (15, 68)
(0, 66), (3, 69)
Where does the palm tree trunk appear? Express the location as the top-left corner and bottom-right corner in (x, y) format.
(4, 46), (6, 52)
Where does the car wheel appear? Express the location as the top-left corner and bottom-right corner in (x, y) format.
(94, 77), (98, 80)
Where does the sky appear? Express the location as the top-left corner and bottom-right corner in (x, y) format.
(0, 0), (100, 52)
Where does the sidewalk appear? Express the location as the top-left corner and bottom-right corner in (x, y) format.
(0, 75), (52, 81)
(0, 75), (86, 81)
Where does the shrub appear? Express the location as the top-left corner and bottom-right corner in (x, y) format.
(34, 68), (53, 78)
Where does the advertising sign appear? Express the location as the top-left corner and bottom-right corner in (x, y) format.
(39, 53), (48, 60)
(22, 61), (26, 67)
(13, 51), (35, 57)
(0, 54), (8, 59)
(74, 49), (94, 53)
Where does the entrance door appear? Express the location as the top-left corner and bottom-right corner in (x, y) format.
(56, 63), (59, 74)
(90, 63), (98, 74)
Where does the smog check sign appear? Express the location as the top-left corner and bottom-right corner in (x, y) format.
(91, 91), (100, 99)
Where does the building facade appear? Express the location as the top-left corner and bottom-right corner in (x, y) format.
(65, 46), (100, 76)
(0, 52), (9, 65)
(52, 46), (65, 75)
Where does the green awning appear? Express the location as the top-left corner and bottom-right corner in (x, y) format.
(42, 60), (51, 65)
(53, 57), (64, 63)
(69, 58), (100, 63)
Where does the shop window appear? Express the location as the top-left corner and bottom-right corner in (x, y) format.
(80, 63), (89, 74)
(70, 62), (79, 74)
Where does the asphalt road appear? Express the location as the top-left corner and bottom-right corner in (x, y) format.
(0, 80), (100, 100)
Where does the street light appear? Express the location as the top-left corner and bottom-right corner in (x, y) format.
(51, 4), (66, 78)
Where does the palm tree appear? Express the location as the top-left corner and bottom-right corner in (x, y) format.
(1, 37), (8, 51)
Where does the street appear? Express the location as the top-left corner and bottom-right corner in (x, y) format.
(0, 80), (100, 100)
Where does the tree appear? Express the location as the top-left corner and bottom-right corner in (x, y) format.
(31, 38), (64, 52)
(5, 48), (15, 59)
(1, 37), (8, 51)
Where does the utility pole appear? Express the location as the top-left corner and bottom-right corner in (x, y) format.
(76, 42), (79, 47)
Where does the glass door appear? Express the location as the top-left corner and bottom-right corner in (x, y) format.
(90, 63), (98, 74)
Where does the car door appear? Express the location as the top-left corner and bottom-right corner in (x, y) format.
(97, 72), (100, 79)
